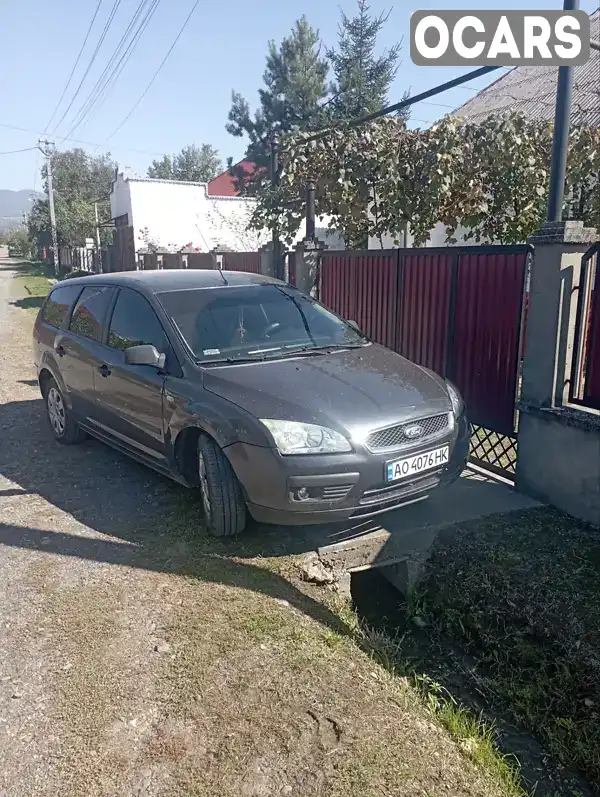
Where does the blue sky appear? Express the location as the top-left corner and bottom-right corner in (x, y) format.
(1, 0), (598, 191)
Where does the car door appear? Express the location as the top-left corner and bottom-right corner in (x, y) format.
(54, 285), (116, 422)
(92, 287), (173, 463)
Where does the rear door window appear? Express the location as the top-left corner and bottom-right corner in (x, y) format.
(108, 288), (168, 352)
(69, 286), (114, 343)
(41, 284), (83, 329)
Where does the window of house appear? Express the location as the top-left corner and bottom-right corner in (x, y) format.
(41, 285), (83, 329)
(69, 286), (113, 342)
(108, 288), (167, 353)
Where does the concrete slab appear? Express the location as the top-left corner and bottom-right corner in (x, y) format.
(247, 469), (541, 581)
(317, 468), (541, 573)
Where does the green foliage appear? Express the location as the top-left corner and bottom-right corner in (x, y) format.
(5, 227), (34, 257)
(226, 16), (330, 192)
(147, 154), (173, 179)
(147, 144), (222, 182)
(28, 148), (115, 248)
(326, 0), (404, 122)
(250, 112), (600, 247)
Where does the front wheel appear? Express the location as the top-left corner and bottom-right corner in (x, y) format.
(198, 435), (247, 537)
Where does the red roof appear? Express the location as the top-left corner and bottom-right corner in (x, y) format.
(207, 160), (256, 196)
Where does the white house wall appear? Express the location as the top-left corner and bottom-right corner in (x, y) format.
(110, 172), (343, 254)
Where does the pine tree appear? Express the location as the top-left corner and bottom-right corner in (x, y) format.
(226, 16), (329, 192)
(327, 0), (404, 121)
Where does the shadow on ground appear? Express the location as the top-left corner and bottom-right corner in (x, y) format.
(11, 296), (46, 310)
(0, 396), (352, 636)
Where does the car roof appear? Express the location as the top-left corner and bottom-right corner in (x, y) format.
(56, 269), (287, 295)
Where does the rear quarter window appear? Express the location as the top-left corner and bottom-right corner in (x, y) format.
(41, 284), (83, 329)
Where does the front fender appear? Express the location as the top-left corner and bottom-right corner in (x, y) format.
(164, 388), (271, 462)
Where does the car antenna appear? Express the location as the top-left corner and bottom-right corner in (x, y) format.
(218, 268), (228, 285)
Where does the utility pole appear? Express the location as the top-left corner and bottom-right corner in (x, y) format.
(269, 133), (283, 280)
(94, 201), (102, 271)
(546, 0), (579, 222)
(38, 139), (59, 277)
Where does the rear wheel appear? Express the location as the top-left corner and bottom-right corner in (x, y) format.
(198, 435), (247, 537)
(44, 378), (86, 444)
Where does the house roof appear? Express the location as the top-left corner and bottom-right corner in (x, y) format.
(452, 9), (600, 128)
(207, 160), (256, 196)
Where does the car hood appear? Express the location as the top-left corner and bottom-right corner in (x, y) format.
(202, 344), (452, 433)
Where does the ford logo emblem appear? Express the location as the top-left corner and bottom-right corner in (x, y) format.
(404, 424), (424, 439)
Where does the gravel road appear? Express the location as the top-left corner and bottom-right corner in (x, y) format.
(0, 261), (191, 796)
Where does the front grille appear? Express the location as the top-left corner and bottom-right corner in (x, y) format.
(365, 413), (450, 452)
(359, 473), (440, 506)
(350, 473), (440, 518)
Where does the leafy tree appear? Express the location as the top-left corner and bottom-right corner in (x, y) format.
(327, 0), (405, 122)
(147, 154), (174, 179)
(28, 148), (115, 248)
(147, 144), (222, 182)
(250, 113), (599, 248)
(226, 15), (330, 192)
(5, 227), (34, 257)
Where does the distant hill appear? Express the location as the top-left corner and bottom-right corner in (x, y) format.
(0, 189), (42, 233)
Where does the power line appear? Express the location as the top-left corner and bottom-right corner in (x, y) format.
(50, 0), (123, 136)
(59, 0), (155, 139)
(302, 66), (501, 144)
(0, 121), (165, 157)
(44, 0), (104, 133)
(60, 0), (161, 141)
(105, 0), (199, 141)
(75, 0), (161, 132)
(0, 146), (38, 156)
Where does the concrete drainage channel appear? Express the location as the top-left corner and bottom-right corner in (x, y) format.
(296, 467), (539, 599)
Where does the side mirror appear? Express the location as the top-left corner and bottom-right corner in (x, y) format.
(347, 320), (361, 332)
(124, 344), (166, 369)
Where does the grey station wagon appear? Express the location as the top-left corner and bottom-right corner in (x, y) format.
(33, 270), (469, 536)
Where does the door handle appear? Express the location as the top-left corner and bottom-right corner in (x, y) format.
(99, 363), (112, 378)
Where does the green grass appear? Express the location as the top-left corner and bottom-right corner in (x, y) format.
(419, 507), (600, 789)
(11, 261), (54, 311)
(147, 495), (528, 797)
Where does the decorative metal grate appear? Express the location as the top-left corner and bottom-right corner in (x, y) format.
(366, 413), (450, 452)
(469, 424), (518, 479)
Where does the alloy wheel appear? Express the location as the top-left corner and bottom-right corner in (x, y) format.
(47, 387), (66, 437)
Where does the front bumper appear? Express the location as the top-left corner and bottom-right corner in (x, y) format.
(226, 415), (469, 526)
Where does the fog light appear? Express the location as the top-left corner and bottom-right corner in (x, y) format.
(295, 487), (310, 501)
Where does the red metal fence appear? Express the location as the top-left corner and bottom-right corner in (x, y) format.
(570, 243), (600, 410)
(318, 245), (530, 438)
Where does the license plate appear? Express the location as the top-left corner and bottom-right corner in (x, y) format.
(386, 445), (450, 483)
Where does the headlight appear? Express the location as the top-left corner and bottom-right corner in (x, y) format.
(260, 419), (352, 455)
(446, 381), (464, 416)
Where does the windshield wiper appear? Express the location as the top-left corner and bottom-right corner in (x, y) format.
(270, 343), (367, 359)
(198, 354), (272, 366)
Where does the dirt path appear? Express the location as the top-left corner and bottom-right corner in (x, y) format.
(0, 260), (524, 797)
(0, 262), (183, 796)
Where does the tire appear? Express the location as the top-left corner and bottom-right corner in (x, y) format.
(197, 435), (247, 537)
(43, 377), (87, 445)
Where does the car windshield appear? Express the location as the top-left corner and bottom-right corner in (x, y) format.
(157, 284), (368, 363)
